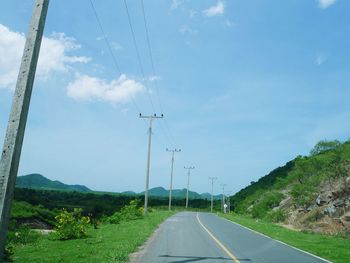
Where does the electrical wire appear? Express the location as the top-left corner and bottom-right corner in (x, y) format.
(140, 0), (178, 148)
(89, 0), (121, 75)
(89, 0), (147, 126)
(122, 0), (156, 112)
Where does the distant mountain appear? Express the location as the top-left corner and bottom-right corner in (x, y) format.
(121, 191), (137, 196)
(200, 192), (222, 200)
(143, 187), (221, 200)
(16, 174), (221, 199)
(16, 174), (91, 192)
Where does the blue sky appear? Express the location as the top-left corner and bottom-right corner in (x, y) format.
(1, 0), (350, 195)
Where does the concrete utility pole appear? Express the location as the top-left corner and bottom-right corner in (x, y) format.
(166, 148), (181, 211)
(220, 184), (227, 213)
(227, 191), (232, 214)
(209, 177), (217, 212)
(184, 166), (194, 209)
(139, 114), (163, 215)
(0, 0), (49, 260)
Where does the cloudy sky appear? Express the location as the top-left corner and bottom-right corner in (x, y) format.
(1, 0), (349, 195)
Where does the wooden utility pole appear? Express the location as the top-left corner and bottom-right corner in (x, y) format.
(0, 1), (49, 260)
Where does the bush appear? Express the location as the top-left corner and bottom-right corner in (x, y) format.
(291, 183), (315, 206)
(7, 226), (41, 245)
(251, 191), (284, 219)
(107, 212), (122, 224)
(266, 209), (287, 223)
(108, 200), (143, 224)
(4, 242), (14, 262)
(120, 200), (143, 220)
(54, 208), (90, 240)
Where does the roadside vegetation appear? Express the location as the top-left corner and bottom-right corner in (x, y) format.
(230, 139), (350, 236)
(221, 213), (350, 263)
(6, 199), (174, 262)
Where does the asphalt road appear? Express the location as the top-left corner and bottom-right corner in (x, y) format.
(129, 212), (331, 263)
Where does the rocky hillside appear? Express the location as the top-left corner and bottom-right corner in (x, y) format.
(230, 140), (350, 235)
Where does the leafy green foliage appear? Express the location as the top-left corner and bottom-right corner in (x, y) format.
(231, 160), (295, 213)
(230, 139), (350, 219)
(54, 208), (90, 240)
(310, 140), (341, 156)
(251, 192), (284, 218)
(12, 211), (174, 263)
(11, 201), (57, 225)
(108, 199), (143, 224)
(16, 173), (91, 192)
(6, 224), (42, 262)
(266, 209), (287, 223)
(7, 226), (42, 245)
(4, 242), (14, 262)
(14, 188), (212, 219)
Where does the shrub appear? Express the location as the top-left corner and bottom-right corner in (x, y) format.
(107, 212), (122, 224)
(4, 242), (14, 262)
(251, 192), (284, 219)
(54, 208), (90, 240)
(7, 226), (41, 245)
(266, 209), (287, 223)
(120, 200), (143, 220)
(291, 183), (315, 206)
(108, 199), (143, 224)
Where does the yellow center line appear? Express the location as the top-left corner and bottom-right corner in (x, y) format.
(196, 213), (241, 263)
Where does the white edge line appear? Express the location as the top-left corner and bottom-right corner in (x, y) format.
(219, 215), (333, 263)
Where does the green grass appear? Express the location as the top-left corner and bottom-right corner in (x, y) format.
(12, 210), (174, 263)
(221, 213), (350, 263)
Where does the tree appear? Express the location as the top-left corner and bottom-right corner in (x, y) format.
(310, 140), (341, 156)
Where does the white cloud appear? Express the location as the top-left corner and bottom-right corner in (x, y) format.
(171, 0), (183, 10)
(179, 25), (198, 35)
(189, 10), (197, 18)
(203, 1), (225, 17)
(0, 24), (90, 89)
(148, 75), (161, 81)
(67, 74), (145, 104)
(315, 54), (328, 66)
(317, 0), (336, 9)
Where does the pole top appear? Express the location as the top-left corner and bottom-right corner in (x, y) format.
(139, 113), (164, 119)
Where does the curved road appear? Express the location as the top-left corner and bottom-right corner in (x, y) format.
(129, 212), (331, 263)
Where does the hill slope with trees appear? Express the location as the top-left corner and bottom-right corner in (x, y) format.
(230, 139), (350, 235)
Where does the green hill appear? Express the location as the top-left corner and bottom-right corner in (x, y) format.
(230, 139), (350, 235)
(142, 187), (221, 200)
(16, 174), (91, 192)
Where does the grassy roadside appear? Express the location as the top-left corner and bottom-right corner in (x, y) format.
(12, 210), (175, 263)
(220, 213), (350, 263)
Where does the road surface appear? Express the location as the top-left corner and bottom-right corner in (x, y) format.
(129, 212), (331, 263)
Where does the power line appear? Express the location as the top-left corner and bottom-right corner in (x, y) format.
(89, 0), (121, 75)
(140, 0), (162, 110)
(140, 0), (178, 147)
(89, 0), (147, 126)
(122, 0), (156, 112)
